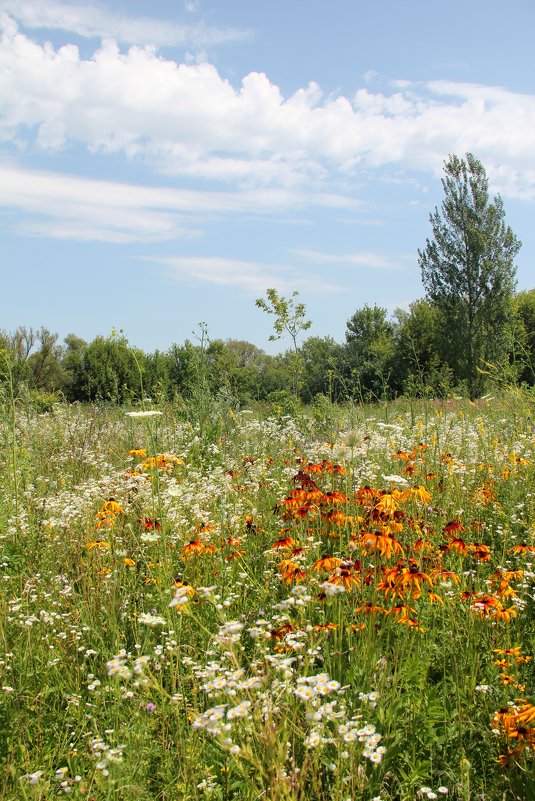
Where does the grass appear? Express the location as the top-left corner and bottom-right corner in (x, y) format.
(0, 392), (533, 800)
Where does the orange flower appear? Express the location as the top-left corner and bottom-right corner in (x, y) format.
(449, 537), (470, 555)
(293, 471), (320, 490)
(360, 530), (404, 559)
(278, 560), (307, 584)
(137, 517), (161, 530)
(270, 623), (297, 641)
(493, 647), (523, 656)
(322, 508), (347, 526)
(312, 554), (343, 572)
(431, 569), (460, 584)
(181, 539), (206, 559)
(322, 490), (347, 505)
(391, 450), (414, 462)
(395, 561), (433, 599)
(470, 543), (491, 561)
(85, 540), (111, 550)
(328, 567), (360, 591)
(443, 519), (466, 536)
(355, 603), (387, 616)
(515, 703), (535, 725)
(413, 538), (434, 552)
(128, 448), (147, 458)
(374, 492), (399, 515)
(355, 486), (380, 505)
(271, 536), (299, 550)
(385, 603), (417, 620)
(508, 544), (535, 554)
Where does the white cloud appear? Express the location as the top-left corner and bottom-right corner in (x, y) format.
(156, 256), (341, 294)
(0, 0), (249, 47)
(0, 164), (355, 242)
(292, 248), (400, 270)
(1, 15), (535, 199)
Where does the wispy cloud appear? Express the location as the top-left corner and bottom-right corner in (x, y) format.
(156, 256), (341, 294)
(0, 164), (354, 242)
(0, 0), (250, 47)
(292, 248), (401, 270)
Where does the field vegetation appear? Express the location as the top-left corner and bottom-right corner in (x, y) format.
(0, 384), (533, 800)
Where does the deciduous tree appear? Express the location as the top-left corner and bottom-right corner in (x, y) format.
(418, 153), (521, 398)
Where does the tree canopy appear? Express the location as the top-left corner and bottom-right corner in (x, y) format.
(418, 153), (521, 398)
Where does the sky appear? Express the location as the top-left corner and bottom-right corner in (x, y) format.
(1, 0), (534, 354)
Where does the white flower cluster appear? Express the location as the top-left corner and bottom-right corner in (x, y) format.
(137, 612), (167, 626)
(294, 673), (342, 700)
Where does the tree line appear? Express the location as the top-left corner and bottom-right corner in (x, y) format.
(1, 288), (532, 410)
(1, 154), (534, 408)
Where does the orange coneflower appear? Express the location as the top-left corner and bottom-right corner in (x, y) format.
(496, 748), (523, 766)
(395, 561), (433, 599)
(128, 448), (147, 458)
(355, 486), (380, 505)
(470, 543), (491, 561)
(431, 569), (460, 584)
(322, 508), (347, 526)
(328, 566), (360, 591)
(278, 559), (307, 584)
(515, 703), (535, 726)
(225, 536), (242, 547)
(355, 603), (387, 616)
(449, 537), (470, 555)
(508, 544), (535, 554)
(271, 536), (299, 550)
(85, 539), (111, 550)
(270, 623), (297, 641)
(360, 529), (405, 560)
(443, 519), (466, 536)
(385, 603), (417, 620)
(137, 517), (161, 530)
(391, 450), (414, 462)
(322, 490), (347, 505)
(312, 554), (343, 572)
(412, 538), (434, 553)
(181, 539), (206, 559)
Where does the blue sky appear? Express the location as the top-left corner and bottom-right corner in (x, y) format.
(1, 0), (534, 354)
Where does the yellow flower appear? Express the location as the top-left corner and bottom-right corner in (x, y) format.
(85, 540), (111, 550)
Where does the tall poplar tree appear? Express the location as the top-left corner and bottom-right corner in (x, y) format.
(418, 153), (521, 398)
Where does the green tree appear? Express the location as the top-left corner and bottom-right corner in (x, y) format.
(27, 328), (65, 392)
(418, 153), (521, 398)
(511, 289), (535, 386)
(77, 335), (143, 403)
(393, 300), (453, 398)
(255, 289), (311, 396)
(344, 304), (396, 400)
(299, 336), (344, 402)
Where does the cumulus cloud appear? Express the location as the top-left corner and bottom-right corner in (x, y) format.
(1, 14), (534, 198)
(0, 0), (249, 47)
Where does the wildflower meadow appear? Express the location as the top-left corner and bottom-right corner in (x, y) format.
(0, 391), (534, 800)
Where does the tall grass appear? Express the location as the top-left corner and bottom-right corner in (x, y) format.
(0, 392), (533, 800)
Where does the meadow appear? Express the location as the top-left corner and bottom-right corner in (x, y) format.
(0, 391), (533, 800)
